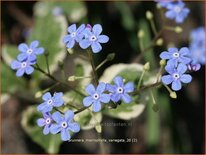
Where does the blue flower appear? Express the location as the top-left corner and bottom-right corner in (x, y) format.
(37, 92), (64, 113)
(10, 58), (36, 77)
(160, 47), (191, 67)
(190, 27), (205, 44)
(155, 0), (174, 8)
(63, 24), (85, 49)
(187, 63), (201, 72)
(83, 83), (110, 112)
(161, 63), (192, 91)
(106, 76), (134, 104)
(189, 27), (205, 65)
(37, 112), (53, 135)
(17, 40), (44, 61)
(79, 24), (109, 53)
(50, 110), (80, 141)
(165, 1), (190, 23)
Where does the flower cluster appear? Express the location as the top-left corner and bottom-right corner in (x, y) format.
(83, 76), (134, 112)
(11, 41), (44, 77)
(160, 47), (192, 91)
(188, 27), (205, 71)
(156, 0), (190, 23)
(37, 92), (80, 141)
(63, 24), (109, 53)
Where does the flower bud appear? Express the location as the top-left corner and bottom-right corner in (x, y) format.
(106, 53), (115, 61)
(67, 48), (74, 54)
(156, 38), (164, 46)
(138, 30), (144, 38)
(68, 75), (76, 82)
(146, 11), (153, 20)
(160, 59), (166, 66)
(170, 92), (177, 99)
(175, 26), (182, 33)
(143, 62), (150, 71)
(35, 91), (42, 98)
(95, 124), (102, 133)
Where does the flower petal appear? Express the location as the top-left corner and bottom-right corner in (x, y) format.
(92, 101), (102, 112)
(37, 118), (46, 127)
(177, 63), (187, 75)
(42, 92), (52, 101)
(85, 84), (96, 95)
(98, 35), (109, 43)
(63, 35), (72, 43)
(124, 82), (134, 93)
(11, 60), (21, 70)
(106, 84), (116, 93)
(61, 129), (71, 141)
(34, 47), (44, 55)
(122, 93), (132, 104)
(16, 68), (25, 77)
(76, 24), (85, 33)
(30, 40), (39, 49)
(100, 94), (110, 103)
(165, 10), (176, 19)
(92, 24), (102, 36)
(180, 74), (192, 83)
(65, 110), (74, 121)
(79, 39), (91, 49)
(52, 111), (63, 123)
(50, 124), (61, 134)
(171, 80), (182, 91)
(161, 75), (173, 85)
(18, 43), (29, 52)
(96, 82), (106, 94)
(160, 51), (172, 59)
(68, 24), (76, 33)
(168, 47), (178, 53)
(53, 92), (64, 107)
(66, 39), (75, 49)
(17, 53), (27, 61)
(43, 125), (50, 135)
(83, 96), (93, 107)
(68, 122), (80, 133)
(91, 42), (102, 53)
(113, 76), (123, 87)
(111, 93), (121, 102)
(25, 66), (34, 75)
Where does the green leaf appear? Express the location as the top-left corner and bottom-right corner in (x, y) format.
(21, 106), (62, 153)
(73, 58), (92, 87)
(2, 44), (19, 66)
(34, 1), (87, 22)
(1, 63), (26, 93)
(138, 19), (156, 69)
(28, 4), (67, 78)
(99, 63), (156, 120)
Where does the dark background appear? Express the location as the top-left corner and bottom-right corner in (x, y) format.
(1, 1), (205, 154)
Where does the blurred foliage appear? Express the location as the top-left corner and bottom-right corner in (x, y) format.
(1, 1), (204, 154)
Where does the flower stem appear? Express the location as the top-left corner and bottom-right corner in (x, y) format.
(34, 64), (85, 97)
(95, 59), (107, 71)
(87, 50), (99, 86)
(44, 54), (50, 75)
(137, 70), (145, 91)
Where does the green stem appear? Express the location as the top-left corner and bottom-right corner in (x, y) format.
(45, 54), (50, 75)
(87, 50), (99, 86)
(137, 70), (145, 91)
(95, 59), (107, 71)
(34, 64), (85, 97)
(150, 19), (157, 35)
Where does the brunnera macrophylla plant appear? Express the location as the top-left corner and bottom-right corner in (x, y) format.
(9, 0), (205, 143)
